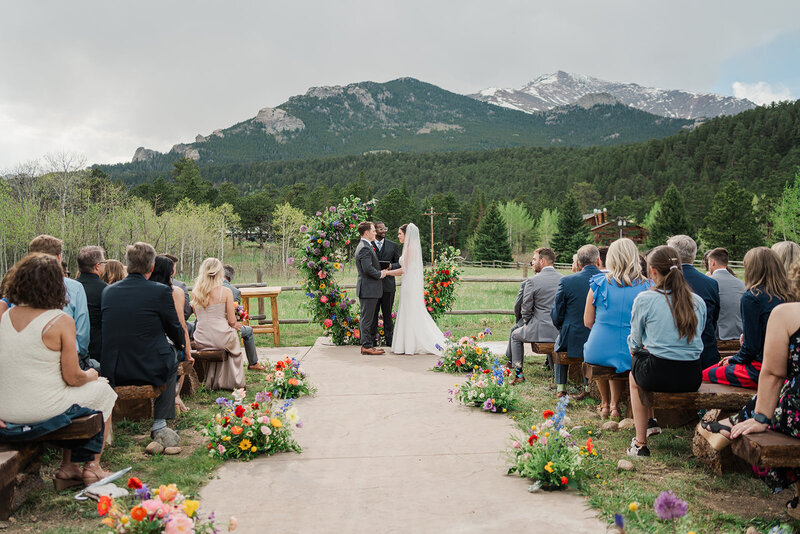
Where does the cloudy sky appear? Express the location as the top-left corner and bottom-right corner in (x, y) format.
(1, 0), (799, 170)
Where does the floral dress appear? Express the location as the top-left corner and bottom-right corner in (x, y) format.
(735, 325), (800, 492)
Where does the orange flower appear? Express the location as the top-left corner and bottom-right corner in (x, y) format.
(542, 410), (554, 419)
(288, 378), (299, 386)
(127, 477), (143, 489)
(231, 425), (243, 435)
(456, 349), (462, 356)
(97, 495), (112, 516)
(130, 506), (147, 522)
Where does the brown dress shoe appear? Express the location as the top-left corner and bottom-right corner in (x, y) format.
(361, 347), (384, 355)
(509, 376), (525, 385)
(248, 363), (267, 371)
(556, 390), (568, 399)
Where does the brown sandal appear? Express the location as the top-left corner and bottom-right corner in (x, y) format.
(82, 462), (111, 486)
(609, 405), (621, 422)
(596, 403), (609, 419)
(54, 465), (83, 490)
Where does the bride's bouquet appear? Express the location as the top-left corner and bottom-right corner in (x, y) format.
(434, 328), (492, 373)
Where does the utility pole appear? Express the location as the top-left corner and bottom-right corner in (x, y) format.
(422, 206), (441, 264)
(447, 213), (460, 248)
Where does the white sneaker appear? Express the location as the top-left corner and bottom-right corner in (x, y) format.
(646, 418), (662, 437)
(627, 437), (651, 457)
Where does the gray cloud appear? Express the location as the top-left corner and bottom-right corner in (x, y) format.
(1, 0), (799, 168)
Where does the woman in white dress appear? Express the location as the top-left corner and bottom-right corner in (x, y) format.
(387, 223), (445, 355)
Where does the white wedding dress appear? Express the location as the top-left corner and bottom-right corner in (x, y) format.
(391, 224), (445, 355)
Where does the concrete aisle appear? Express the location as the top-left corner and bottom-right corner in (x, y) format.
(200, 339), (604, 533)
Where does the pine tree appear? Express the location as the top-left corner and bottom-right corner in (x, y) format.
(472, 203), (513, 262)
(701, 181), (764, 259)
(374, 187), (418, 232)
(646, 184), (694, 248)
(551, 194), (591, 262)
(467, 191), (487, 235)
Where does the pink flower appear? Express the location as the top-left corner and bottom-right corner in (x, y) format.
(142, 499), (171, 518)
(321, 256), (328, 262)
(512, 440), (521, 449)
(217, 444), (226, 454)
(229, 516), (238, 531)
(317, 270), (327, 279)
(324, 319), (333, 328)
(164, 512), (194, 533)
(320, 296), (328, 303)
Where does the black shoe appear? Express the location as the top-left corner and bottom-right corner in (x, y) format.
(646, 418), (662, 437)
(627, 437), (650, 457)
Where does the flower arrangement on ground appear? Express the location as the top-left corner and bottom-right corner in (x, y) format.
(449, 357), (518, 413)
(204, 388), (302, 461)
(296, 196), (374, 345)
(97, 477), (235, 533)
(507, 396), (598, 490)
(264, 356), (316, 398)
(423, 247), (461, 321)
(433, 328), (492, 373)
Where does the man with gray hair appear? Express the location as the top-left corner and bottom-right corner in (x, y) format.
(223, 264), (265, 371)
(101, 242), (186, 447)
(551, 244), (601, 399)
(76, 245), (107, 370)
(666, 235), (720, 368)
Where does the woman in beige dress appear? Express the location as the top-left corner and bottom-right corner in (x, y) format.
(0, 253), (117, 488)
(191, 258), (245, 390)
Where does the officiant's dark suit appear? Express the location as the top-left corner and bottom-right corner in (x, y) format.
(372, 231), (401, 346)
(100, 272), (185, 420)
(355, 229), (385, 354)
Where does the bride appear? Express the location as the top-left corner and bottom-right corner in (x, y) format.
(386, 223), (445, 355)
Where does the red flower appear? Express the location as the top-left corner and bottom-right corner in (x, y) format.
(97, 495), (111, 516)
(127, 477), (143, 489)
(251, 402), (259, 410)
(235, 405), (246, 418)
(483, 369), (491, 374)
(455, 359), (462, 367)
(542, 410), (554, 419)
(528, 434), (538, 445)
(561, 476), (568, 485)
(222, 416), (230, 427)
(275, 361), (286, 371)
(586, 437), (594, 454)
(444, 269), (450, 275)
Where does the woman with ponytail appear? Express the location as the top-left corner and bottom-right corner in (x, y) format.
(626, 246), (706, 457)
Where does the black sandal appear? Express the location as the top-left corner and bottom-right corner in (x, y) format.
(700, 420), (732, 434)
(787, 496), (800, 519)
(697, 420), (732, 451)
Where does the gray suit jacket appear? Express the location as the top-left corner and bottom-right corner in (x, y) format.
(355, 239), (383, 299)
(513, 280), (526, 326)
(517, 267), (562, 342)
(712, 269), (745, 340)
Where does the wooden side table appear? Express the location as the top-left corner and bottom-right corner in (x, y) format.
(239, 286), (282, 346)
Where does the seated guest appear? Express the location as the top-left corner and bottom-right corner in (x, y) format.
(667, 235), (720, 368)
(584, 238), (652, 419)
(163, 254), (192, 322)
(76, 246), (108, 370)
(506, 266), (529, 367)
(626, 246), (706, 457)
(0, 253), (117, 487)
(703, 247), (794, 388)
(101, 259), (127, 285)
(598, 245), (609, 272)
(771, 241), (800, 276)
(507, 248), (562, 384)
(150, 256), (194, 413)
(710, 262), (800, 518)
(191, 258), (246, 390)
(706, 247), (745, 342)
(101, 242), (185, 445)
(551, 244), (601, 399)
(0, 268), (13, 317)
(29, 235), (91, 370)
(223, 264), (265, 371)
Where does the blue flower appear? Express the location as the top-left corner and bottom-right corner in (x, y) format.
(435, 343), (443, 351)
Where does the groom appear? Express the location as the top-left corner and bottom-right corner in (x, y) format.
(372, 222), (401, 346)
(355, 221), (387, 355)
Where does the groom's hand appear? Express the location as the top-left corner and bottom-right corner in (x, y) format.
(380, 269), (387, 279)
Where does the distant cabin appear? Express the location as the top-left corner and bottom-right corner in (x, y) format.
(583, 209), (647, 245)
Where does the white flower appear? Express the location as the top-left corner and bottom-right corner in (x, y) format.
(260, 426), (272, 435)
(275, 371), (285, 379)
(285, 407), (300, 425)
(246, 431), (253, 437)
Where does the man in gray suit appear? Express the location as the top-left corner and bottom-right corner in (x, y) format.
(507, 247), (563, 384)
(707, 247), (745, 341)
(355, 221), (387, 355)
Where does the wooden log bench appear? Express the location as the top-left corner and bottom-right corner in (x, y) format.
(531, 343), (584, 383)
(190, 348), (229, 384)
(0, 413), (103, 520)
(732, 430), (800, 468)
(112, 384), (166, 422)
(582, 363), (631, 416)
(717, 339), (741, 352)
(641, 382), (754, 428)
(178, 360), (200, 397)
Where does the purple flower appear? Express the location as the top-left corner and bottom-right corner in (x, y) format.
(653, 491), (688, 521)
(443, 330), (452, 338)
(340, 302), (348, 310)
(436, 359), (443, 367)
(316, 211), (322, 216)
(435, 343), (443, 351)
(134, 484), (151, 500)
(313, 248), (320, 256)
(255, 391), (271, 403)
(319, 231), (326, 237)
(215, 397), (230, 405)
(323, 240), (331, 248)
(484, 327), (493, 335)
(299, 225), (308, 232)
(614, 514), (625, 530)
(287, 257), (294, 265)
(482, 399), (493, 411)
(307, 261), (316, 269)
(329, 206), (336, 212)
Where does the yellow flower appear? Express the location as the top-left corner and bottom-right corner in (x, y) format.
(473, 365), (479, 369)
(544, 464), (554, 473)
(475, 347), (483, 355)
(183, 500), (200, 518)
(588, 430), (592, 435)
(334, 263), (341, 269)
(596, 474), (601, 479)
(544, 432), (550, 437)
(239, 439), (252, 450)
(121, 516), (130, 525)
(317, 239), (322, 243)
(602, 481), (607, 486)
(222, 436), (231, 441)
(502, 408), (507, 413)
(320, 283), (326, 289)
(251, 446), (257, 452)
(270, 418), (283, 428)
(628, 502), (639, 512)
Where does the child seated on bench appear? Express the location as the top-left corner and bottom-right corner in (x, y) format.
(0, 253), (117, 487)
(626, 246), (705, 457)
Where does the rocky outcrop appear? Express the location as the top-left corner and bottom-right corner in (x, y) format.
(170, 144), (200, 161)
(212, 129), (225, 138)
(132, 147), (160, 163)
(576, 92), (620, 109)
(195, 134), (207, 143)
(416, 122), (464, 134)
(253, 107), (305, 136)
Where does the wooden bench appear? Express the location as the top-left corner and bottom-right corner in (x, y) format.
(732, 430), (800, 468)
(641, 382), (753, 428)
(582, 363), (631, 416)
(717, 339), (741, 352)
(112, 384), (166, 421)
(190, 348), (229, 384)
(0, 414), (103, 520)
(177, 360), (200, 397)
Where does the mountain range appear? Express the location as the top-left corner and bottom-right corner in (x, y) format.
(470, 71), (756, 119)
(120, 77), (692, 175)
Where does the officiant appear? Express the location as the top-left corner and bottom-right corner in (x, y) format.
(373, 222), (401, 346)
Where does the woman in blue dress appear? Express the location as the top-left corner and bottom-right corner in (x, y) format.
(584, 238), (652, 420)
